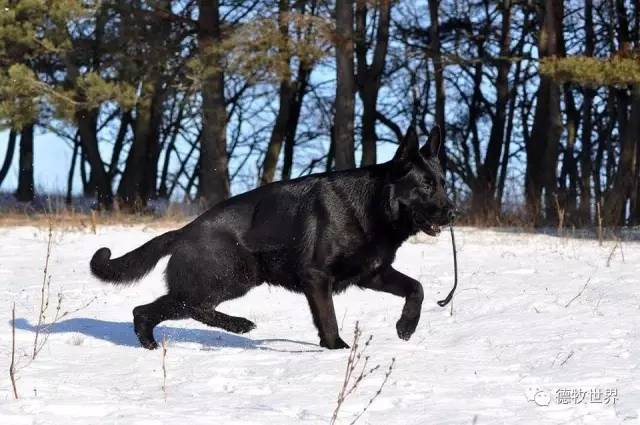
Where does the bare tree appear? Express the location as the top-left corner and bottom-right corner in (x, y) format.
(428, 0), (446, 168)
(334, 0), (356, 170)
(525, 0), (563, 224)
(0, 129), (17, 189)
(355, 0), (391, 166)
(198, 0), (230, 207)
(16, 123), (34, 202)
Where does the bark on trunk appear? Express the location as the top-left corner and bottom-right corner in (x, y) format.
(334, 0), (356, 170)
(525, 0), (563, 225)
(355, 0), (391, 166)
(108, 111), (131, 181)
(66, 135), (80, 205)
(281, 64), (311, 181)
(470, 0), (511, 221)
(261, 80), (293, 185)
(159, 100), (185, 199)
(16, 124), (34, 202)
(117, 81), (164, 209)
(198, 0), (230, 207)
(76, 109), (113, 208)
(578, 0), (595, 224)
(260, 0), (295, 186)
(560, 87), (580, 224)
(604, 85), (640, 225)
(0, 129), (17, 188)
(429, 0), (446, 169)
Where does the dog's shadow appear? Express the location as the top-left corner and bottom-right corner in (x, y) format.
(12, 318), (322, 353)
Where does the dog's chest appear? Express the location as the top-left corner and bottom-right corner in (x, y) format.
(331, 239), (398, 283)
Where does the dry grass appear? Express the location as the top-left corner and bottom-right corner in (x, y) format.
(0, 209), (192, 230)
(330, 322), (395, 425)
(10, 302), (18, 400)
(161, 336), (168, 398)
(0, 194), (196, 229)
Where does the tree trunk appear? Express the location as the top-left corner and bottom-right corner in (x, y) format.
(498, 48), (523, 207)
(428, 0), (446, 169)
(108, 111), (131, 181)
(16, 123), (34, 202)
(525, 0), (563, 225)
(334, 0), (356, 170)
(281, 64), (311, 181)
(142, 89), (165, 202)
(604, 85), (640, 225)
(159, 100), (185, 199)
(261, 0), (294, 186)
(80, 146), (90, 195)
(593, 93), (615, 205)
(355, 0), (391, 166)
(560, 87), (580, 225)
(326, 125), (336, 172)
(578, 0), (595, 225)
(117, 81), (164, 209)
(261, 80), (293, 185)
(470, 0), (511, 221)
(602, 0), (638, 225)
(66, 135), (80, 205)
(198, 0), (230, 207)
(76, 108), (113, 208)
(0, 129), (17, 188)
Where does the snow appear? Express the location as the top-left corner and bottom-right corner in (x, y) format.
(0, 225), (638, 424)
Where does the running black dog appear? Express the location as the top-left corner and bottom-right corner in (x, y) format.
(90, 126), (455, 350)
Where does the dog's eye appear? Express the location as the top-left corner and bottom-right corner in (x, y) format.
(424, 180), (435, 194)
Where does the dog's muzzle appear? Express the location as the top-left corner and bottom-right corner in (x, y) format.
(413, 213), (441, 236)
(415, 208), (455, 236)
(422, 223), (441, 236)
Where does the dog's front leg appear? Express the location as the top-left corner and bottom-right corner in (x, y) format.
(303, 274), (349, 349)
(361, 267), (424, 341)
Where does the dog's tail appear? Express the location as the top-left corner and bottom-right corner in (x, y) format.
(90, 230), (180, 285)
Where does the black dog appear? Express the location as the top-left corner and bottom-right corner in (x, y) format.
(91, 126), (455, 350)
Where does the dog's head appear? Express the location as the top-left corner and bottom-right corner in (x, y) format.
(384, 126), (455, 236)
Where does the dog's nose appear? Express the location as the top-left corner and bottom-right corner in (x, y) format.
(447, 209), (456, 223)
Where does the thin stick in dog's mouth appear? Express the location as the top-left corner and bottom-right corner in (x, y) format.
(437, 225), (458, 307)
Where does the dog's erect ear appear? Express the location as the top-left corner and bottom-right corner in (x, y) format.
(393, 127), (419, 162)
(420, 126), (442, 159)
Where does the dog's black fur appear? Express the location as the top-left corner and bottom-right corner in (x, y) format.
(90, 126), (455, 350)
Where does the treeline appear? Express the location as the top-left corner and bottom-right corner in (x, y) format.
(0, 0), (639, 226)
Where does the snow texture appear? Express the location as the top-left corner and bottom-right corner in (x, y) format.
(0, 225), (638, 424)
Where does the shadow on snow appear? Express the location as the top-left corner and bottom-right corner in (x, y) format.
(12, 317), (322, 353)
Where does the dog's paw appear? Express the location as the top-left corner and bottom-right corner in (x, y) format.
(133, 314), (159, 350)
(229, 317), (256, 334)
(320, 336), (350, 349)
(396, 317), (419, 341)
(140, 340), (159, 350)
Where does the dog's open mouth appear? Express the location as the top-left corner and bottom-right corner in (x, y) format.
(422, 223), (441, 236)
(413, 214), (441, 236)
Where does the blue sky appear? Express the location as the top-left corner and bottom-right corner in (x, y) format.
(0, 127), (400, 198)
(0, 129), (80, 195)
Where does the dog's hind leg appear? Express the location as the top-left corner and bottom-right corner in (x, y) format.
(189, 306), (255, 334)
(166, 234), (260, 336)
(132, 294), (188, 349)
(359, 266), (424, 341)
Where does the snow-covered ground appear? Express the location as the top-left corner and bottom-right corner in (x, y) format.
(0, 225), (638, 424)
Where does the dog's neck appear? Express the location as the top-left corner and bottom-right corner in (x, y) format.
(371, 164), (420, 244)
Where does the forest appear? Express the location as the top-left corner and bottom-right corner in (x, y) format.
(0, 0), (639, 227)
